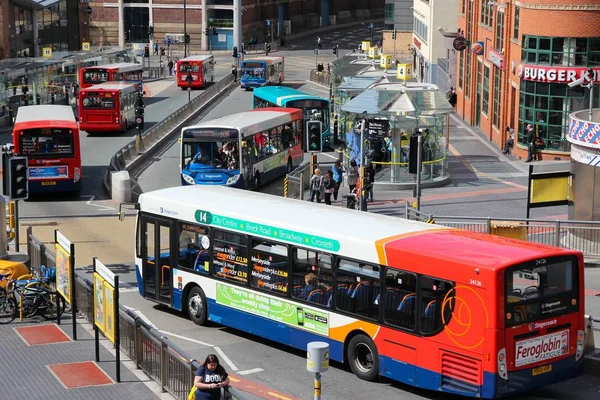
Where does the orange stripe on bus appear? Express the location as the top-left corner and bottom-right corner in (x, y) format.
(374, 229), (454, 265)
(330, 321), (379, 342)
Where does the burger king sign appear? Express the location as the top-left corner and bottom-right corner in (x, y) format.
(518, 64), (600, 84)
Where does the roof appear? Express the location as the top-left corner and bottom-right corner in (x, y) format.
(243, 56), (284, 63)
(85, 63), (142, 71)
(253, 86), (326, 103)
(179, 55), (214, 62)
(184, 110), (300, 137)
(139, 185), (445, 263)
(80, 82), (139, 92)
(14, 105), (76, 124)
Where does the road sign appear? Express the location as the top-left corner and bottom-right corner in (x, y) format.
(135, 116), (143, 125)
(82, 42), (91, 51)
(42, 47), (52, 58)
(453, 37), (469, 52)
(187, 87), (192, 92)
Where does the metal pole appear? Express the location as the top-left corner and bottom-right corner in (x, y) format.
(360, 118), (366, 211)
(314, 372), (322, 400)
(416, 133), (423, 211)
(14, 200), (19, 253)
(393, 30), (396, 61)
(589, 83), (594, 122)
(183, 0), (187, 57)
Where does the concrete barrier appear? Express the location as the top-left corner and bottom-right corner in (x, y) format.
(111, 171), (131, 203)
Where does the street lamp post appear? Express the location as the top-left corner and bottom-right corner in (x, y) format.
(183, 0), (187, 57)
(360, 111), (368, 211)
(415, 132), (423, 211)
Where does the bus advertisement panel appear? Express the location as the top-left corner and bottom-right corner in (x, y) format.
(176, 55), (215, 89)
(130, 185), (586, 399)
(79, 63), (143, 89)
(253, 86), (330, 148)
(13, 105), (82, 192)
(240, 56), (284, 89)
(78, 82), (139, 133)
(180, 108), (303, 189)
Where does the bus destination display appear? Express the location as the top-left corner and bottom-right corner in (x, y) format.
(183, 128), (239, 140)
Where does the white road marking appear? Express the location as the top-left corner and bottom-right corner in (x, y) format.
(134, 310), (158, 329)
(148, 80), (175, 97)
(237, 368), (263, 375)
(80, 195), (116, 211)
(321, 152), (338, 160)
(158, 330), (214, 347)
(119, 287), (139, 293)
(214, 346), (239, 371)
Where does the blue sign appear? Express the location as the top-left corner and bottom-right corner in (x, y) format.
(29, 166), (69, 180)
(267, 20), (271, 26)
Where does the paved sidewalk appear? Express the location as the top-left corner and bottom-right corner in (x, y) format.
(0, 316), (169, 400)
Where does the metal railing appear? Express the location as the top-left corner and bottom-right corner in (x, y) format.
(26, 228), (250, 400)
(284, 161), (311, 200)
(104, 74), (236, 196)
(403, 203), (600, 259)
(310, 69), (332, 86)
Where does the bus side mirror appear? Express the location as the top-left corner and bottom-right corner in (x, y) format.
(118, 211), (126, 221)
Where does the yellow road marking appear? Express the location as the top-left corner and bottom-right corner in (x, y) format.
(267, 392), (293, 400)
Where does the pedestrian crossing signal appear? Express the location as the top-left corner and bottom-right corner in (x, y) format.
(306, 121), (323, 152)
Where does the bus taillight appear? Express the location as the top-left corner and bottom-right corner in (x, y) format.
(497, 348), (507, 380)
(576, 330), (585, 360)
(74, 167), (81, 183)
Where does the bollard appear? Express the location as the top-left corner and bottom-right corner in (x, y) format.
(36, 95), (41, 105)
(51, 93), (55, 104)
(585, 316), (595, 354)
(307, 341), (329, 400)
(283, 176), (288, 197)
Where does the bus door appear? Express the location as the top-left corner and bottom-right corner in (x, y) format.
(142, 216), (173, 304)
(241, 139), (255, 187)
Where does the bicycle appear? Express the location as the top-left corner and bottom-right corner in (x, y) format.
(0, 272), (65, 324)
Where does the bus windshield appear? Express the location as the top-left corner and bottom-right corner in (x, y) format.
(183, 141), (240, 170)
(83, 69), (109, 85)
(18, 128), (74, 158)
(82, 95), (115, 109)
(505, 257), (578, 327)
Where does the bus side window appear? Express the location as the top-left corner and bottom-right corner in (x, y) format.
(212, 230), (248, 284)
(384, 270), (417, 330)
(250, 239), (289, 295)
(420, 277), (454, 334)
(336, 259), (380, 319)
(292, 248), (332, 306)
(177, 222), (209, 273)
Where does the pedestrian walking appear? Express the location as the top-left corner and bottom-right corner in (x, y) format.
(153, 42), (159, 55)
(168, 59), (174, 76)
(193, 354), (230, 400)
(365, 162), (375, 202)
(331, 160), (344, 201)
(502, 126), (514, 155)
(309, 168), (323, 203)
(347, 160), (359, 194)
(323, 170), (335, 205)
(448, 87), (457, 108)
(317, 36), (322, 50)
(231, 65), (238, 82)
(525, 124), (536, 162)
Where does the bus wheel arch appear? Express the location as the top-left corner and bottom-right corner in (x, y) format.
(186, 285), (208, 326)
(345, 331), (379, 381)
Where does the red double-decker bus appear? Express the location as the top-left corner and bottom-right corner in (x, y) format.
(176, 55), (215, 89)
(78, 82), (138, 133)
(79, 63), (143, 89)
(13, 105), (82, 192)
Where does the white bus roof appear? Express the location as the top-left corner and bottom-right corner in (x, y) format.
(138, 185), (444, 263)
(15, 105), (75, 124)
(179, 55), (214, 62)
(243, 56), (284, 63)
(87, 63), (142, 71)
(183, 110), (298, 138)
(81, 82), (139, 92)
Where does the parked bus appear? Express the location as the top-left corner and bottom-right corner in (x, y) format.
(253, 86), (330, 148)
(78, 82), (139, 133)
(240, 56), (285, 89)
(176, 55), (215, 89)
(126, 185), (585, 399)
(13, 105), (82, 192)
(79, 63), (143, 89)
(180, 108), (303, 189)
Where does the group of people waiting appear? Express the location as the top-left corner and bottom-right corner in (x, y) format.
(309, 159), (375, 206)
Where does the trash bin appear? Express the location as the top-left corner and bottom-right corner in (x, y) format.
(491, 221), (527, 241)
(343, 194), (357, 209)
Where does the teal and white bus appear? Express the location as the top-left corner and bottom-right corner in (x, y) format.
(253, 86), (331, 149)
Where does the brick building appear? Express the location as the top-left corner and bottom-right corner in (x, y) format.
(455, 0), (600, 160)
(88, 0), (383, 52)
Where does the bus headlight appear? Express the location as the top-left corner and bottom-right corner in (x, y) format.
(74, 167), (81, 183)
(182, 173), (195, 185)
(226, 174), (240, 186)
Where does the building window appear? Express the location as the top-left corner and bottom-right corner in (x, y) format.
(492, 68), (502, 128)
(212, 230), (248, 283)
(413, 17), (428, 43)
(336, 259), (380, 320)
(495, 10), (505, 52)
(513, 6), (520, 40)
(385, 3), (394, 20)
(466, 0), (473, 41)
(522, 36), (600, 67)
(480, 2), (492, 27)
(461, 0), (466, 14)
(465, 54), (472, 98)
(483, 65), (490, 115)
(459, 51), (464, 89)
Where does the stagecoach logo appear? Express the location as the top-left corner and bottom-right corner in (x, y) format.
(529, 319), (557, 331)
(159, 207), (178, 217)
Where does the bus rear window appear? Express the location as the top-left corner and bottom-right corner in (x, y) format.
(505, 257), (578, 327)
(83, 69), (109, 84)
(82, 96), (115, 109)
(179, 63), (200, 73)
(19, 128), (74, 157)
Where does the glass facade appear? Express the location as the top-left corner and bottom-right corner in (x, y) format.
(37, 1), (71, 53)
(518, 36), (600, 151)
(14, 7), (34, 57)
(384, 3), (394, 20)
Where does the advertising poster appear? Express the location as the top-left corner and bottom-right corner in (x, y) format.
(216, 284), (328, 335)
(94, 272), (105, 332)
(103, 280), (115, 343)
(55, 243), (71, 304)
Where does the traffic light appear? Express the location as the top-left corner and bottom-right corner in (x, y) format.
(148, 25), (154, 37)
(333, 45), (337, 55)
(232, 46), (238, 58)
(266, 43), (271, 55)
(144, 46), (149, 57)
(306, 121), (323, 152)
(124, 30), (129, 41)
(184, 33), (190, 44)
(212, 26), (217, 36)
(135, 115), (144, 130)
(392, 30), (396, 40)
(7, 156), (28, 200)
(205, 28), (209, 36)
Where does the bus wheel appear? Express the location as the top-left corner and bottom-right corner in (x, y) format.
(287, 158), (293, 173)
(347, 334), (379, 381)
(187, 286), (208, 326)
